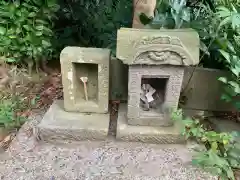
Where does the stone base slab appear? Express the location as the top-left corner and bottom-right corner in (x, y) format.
(127, 112), (173, 127)
(116, 104), (184, 144)
(38, 100), (110, 142)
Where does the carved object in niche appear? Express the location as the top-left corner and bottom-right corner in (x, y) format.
(79, 77), (89, 101)
(140, 83), (165, 111)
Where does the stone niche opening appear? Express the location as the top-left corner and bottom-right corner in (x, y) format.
(73, 63), (98, 105)
(140, 75), (169, 116)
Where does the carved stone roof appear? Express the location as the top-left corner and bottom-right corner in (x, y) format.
(116, 28), (200, 66)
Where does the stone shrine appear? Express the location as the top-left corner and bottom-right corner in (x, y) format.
(116, 28), (199, 144)
(61, 47), (109, 113)
(37, 47), (110, 142)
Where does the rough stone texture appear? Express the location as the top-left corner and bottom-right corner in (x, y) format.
(132, 0), (156, 28)
(37, 100), (110, 142)
(109, 64), (236, 112)
(182, 67), (236, 111)
(117, 28), (199, 66)
(128, 65), (184, 126)
(117, 104), (184, 144)
(110, 57), (128, 100)
(60, 47), (110, 113)
(0, 113), (217, 180)
(209, 117), (240, 133)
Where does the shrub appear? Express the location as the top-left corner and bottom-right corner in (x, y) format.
(53, 0), (133, 56)
(172, 109), (240, 180)
(0, 0), (59, 69)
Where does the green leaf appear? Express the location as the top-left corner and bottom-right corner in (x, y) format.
(42, 40), (51, 47)
(219, 50), (231, 63)
(35, 19), (48, 25)
(216, 6), (231, 18)
(192, 159), (199, 165)
(6, 57), (16, 63)
(0, 26), (6, 35)
(227, 41), (236, 53)
(221, 94), (232, 102)
(218, 77), (228, 83)
(218, 16), (231, 29)
(8, 35), (17, 39)
(211, 142), (218, 151)
(35, 25), (44, 31)
(28, 12), (37, 17)
(200, 41), (209, 55)
(139, 13), (153, 25)
(226, 167), (235, 179)
(232, 13), (240, 29)
(228, 81), (240, 93)
(231, 68), (239, 77)
(191, 128), (198, 136)
(43, 26), (53, 35)
(35, 31), (43, 36)
(23, 25), (31, 31)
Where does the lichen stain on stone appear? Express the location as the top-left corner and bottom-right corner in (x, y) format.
(67, 71), (73, 82)
(98, 66), (102, 72)
(78, 59), (84, 62)
(120, 124), (126, 130)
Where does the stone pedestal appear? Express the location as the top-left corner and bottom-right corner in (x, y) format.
(116, 104), (184, 144)
(38, 100), (110, 142)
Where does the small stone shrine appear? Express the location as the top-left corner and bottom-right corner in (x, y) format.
(37, 47), (110, 142)
(116, 28), (199, 144)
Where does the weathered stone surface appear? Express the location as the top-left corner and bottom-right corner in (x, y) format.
(209, 117), (240, 133)
(127, 65), (184, 126)
(60, 47), (110, 113)
(38, 100), (110, 142)
(109, 64), (236, 112)
(117, 28), (199, 65)
(116, 104), (185, 144)
(182, 67), (236, 111)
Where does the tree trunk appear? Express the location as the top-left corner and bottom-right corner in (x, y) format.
(132, 0), (156, 28)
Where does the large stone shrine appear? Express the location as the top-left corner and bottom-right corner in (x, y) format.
(37, 47), (111, 142)
(116, 28), (199, 144)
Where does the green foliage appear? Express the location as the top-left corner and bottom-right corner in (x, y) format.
(0, 0), (59, 65)
(140, 0), (240, 110)
(53, 0), (133, 56)
(172, 109), (240, 180)
(139, 0), (190, 29)
(210, 3), (240, 110)
(0, 94), (26, 130)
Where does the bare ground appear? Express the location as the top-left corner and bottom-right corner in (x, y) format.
(0, 111), (217, 180)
